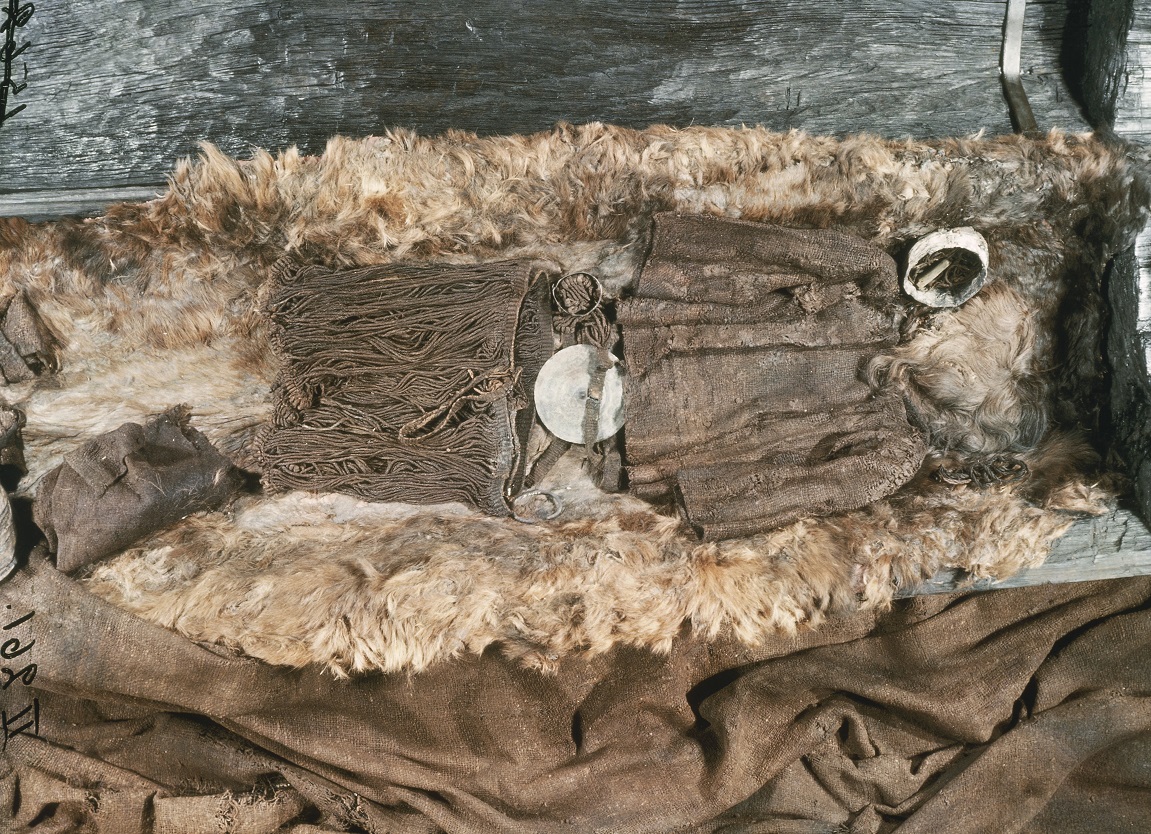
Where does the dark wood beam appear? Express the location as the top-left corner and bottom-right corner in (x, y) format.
(0, 0), (1090, 198)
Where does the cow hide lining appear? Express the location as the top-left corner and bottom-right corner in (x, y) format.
(0, 123), (1147, 675)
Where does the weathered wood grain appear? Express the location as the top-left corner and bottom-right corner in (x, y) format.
(908, 508), (1151, 595)
(1100, 0), (1151, 545)
(0, 185), (164, 221)
(1107, 245), (1151, 533)
(1112, 0), (1151, 141)
(0, 0), (1093, 197)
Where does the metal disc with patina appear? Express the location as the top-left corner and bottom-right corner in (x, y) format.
(534, 344), (626, 444)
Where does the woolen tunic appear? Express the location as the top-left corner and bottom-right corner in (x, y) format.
(619, 213), (927, 539)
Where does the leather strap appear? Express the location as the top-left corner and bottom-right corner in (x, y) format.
(1002, 0), (1039, 134)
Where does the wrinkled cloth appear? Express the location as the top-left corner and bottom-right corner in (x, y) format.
(32, 406), (244, 573)
(619, 214), (927, 539)
(0, 291), (57, 384)
(257, 259), (554, 516)
(3, 554), (1150, 833)
(0, 402), (26, 479)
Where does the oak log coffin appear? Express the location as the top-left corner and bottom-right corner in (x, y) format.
(0, 123), (1147, 678)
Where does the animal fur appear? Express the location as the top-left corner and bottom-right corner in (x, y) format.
(868, 283), (1047, 454)
(0, 123), (1147, 675)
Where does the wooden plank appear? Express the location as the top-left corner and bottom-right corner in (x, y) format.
(1112, 0), (1151, 141)
(1107, 244), (1151, 532)
(1101, 0), (1151, 539)
(0, 185), (164, 220)
(0, 0), (1091, 196)
(906, 508), (1151, 595)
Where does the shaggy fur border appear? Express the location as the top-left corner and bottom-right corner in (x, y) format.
(0, 123), (1147, 674)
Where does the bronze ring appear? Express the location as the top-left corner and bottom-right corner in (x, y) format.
(552, 272), (604, 318)
(511, 489), (564, 523)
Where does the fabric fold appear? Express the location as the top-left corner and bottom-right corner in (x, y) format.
(619, 213), (926, 539)
(33, 406), (244, 574)
(0, 291), (57, 384)
(4, 554), (1150, 833)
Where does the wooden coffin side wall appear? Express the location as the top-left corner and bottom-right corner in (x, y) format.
(1106, 1), (1151, 545)
(0, 0), (1098, 212)
(1, 0), (1151, 593)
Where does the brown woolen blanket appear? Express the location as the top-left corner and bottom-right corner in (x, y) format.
(4, 554), (1149, 833)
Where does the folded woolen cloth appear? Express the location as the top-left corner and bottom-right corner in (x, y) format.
(619, 213), (927, 539)
(34, 406), (244, 573)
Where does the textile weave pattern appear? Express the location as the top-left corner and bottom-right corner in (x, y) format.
(620, 214), (927, 539)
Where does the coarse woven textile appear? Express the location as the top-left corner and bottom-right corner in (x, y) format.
(3, 556), (1150, 833)
(620, 214), (927, 539)
(0, 290), (58, 385)
(32, 406), (244, 574)
(258, 259), (554, 516)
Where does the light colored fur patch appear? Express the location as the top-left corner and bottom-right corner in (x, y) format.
(0, 124), (1146, 675)
(868, 284), (1045, 453)
(84, 461), (1073, 676)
